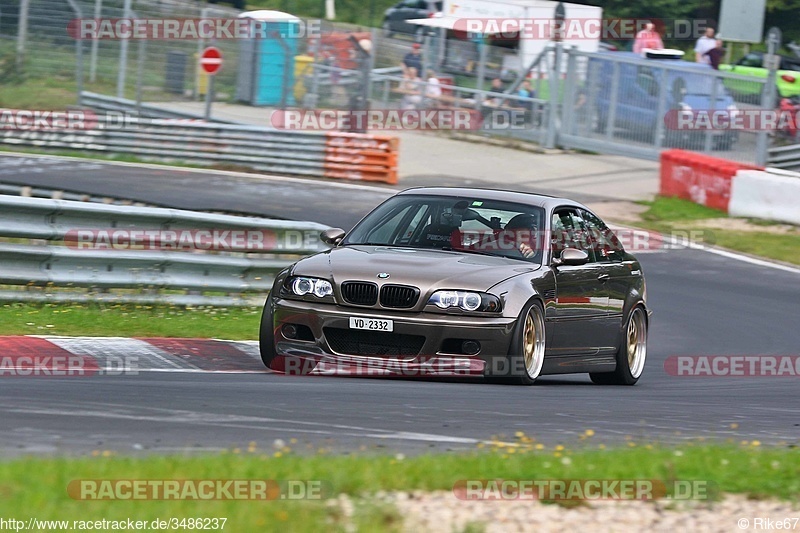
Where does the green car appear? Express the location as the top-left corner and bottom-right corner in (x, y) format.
(720, 52), (800, 97)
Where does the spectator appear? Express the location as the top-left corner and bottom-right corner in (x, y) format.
(695, 27), (717, 65)
(704, 39), (725, 70)
(486, 77), (505, 106)
(403, 43), (423, 75)
(424, 69), (442, 107)
(400, 67), (423, 109)
(517, 80), (534, 99)
(633, 22), (664, 55)
(512, 79), (536, 123)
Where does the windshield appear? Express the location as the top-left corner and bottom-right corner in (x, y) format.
(670, 73), (729, 97)
(343, 194), (547, 264)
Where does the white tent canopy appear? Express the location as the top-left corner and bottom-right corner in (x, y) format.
(407, 16), (525, 34)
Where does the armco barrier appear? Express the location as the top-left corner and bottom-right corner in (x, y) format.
(729, 168), (800, 226)
(1, 93), (399, 185)
(0, 194), (331, 306)
(660, 150), (763, 212)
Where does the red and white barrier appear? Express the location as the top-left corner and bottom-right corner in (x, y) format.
(660, 150), (800, 225)
(659, 150), (762, 212)
(729, 168), (800, 225)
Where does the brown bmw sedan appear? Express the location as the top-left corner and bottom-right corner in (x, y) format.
(260, 187), (649, 385)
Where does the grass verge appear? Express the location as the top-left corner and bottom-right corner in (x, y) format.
(0, 302), (262, 339)
(0, 444), (797, 531)
(635, 196), (800, 266)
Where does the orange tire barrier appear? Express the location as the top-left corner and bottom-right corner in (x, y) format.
(324, 132), (399, 184)
(660, 150), (762, 212)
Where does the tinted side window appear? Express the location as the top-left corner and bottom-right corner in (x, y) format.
(636, 66), (659, 97)
(581, 210), (626, 263)
(782, 58), (800, 72)
(552, 209), (590, 260)
(739, 53), (763, 68)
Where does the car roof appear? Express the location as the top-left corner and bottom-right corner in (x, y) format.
(396, 186), (586, 211)
(595, 51), (712, 71)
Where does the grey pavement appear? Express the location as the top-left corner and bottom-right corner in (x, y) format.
(150, 101), (660, 202)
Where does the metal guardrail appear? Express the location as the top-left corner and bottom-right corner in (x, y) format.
(768, 144), (800, 172)
(78, 92), (238, 123)
(0, 194), (331, 306)
(0, 92), (399, 185)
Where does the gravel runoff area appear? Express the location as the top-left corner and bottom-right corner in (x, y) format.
(330, 492), (799, 532)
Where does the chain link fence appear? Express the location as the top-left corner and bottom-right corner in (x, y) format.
(5, 1), (792, 167)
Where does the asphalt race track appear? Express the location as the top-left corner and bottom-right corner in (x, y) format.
(0, 154), (612, 229)
(1, 154), (799, 455)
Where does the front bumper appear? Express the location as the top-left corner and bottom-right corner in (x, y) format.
(271, 298), (517, 378)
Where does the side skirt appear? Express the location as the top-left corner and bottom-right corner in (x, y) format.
(541, 354), (616, 375)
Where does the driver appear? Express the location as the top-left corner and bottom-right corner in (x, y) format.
(503, 214), (541, 259)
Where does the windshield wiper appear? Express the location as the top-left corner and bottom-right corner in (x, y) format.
(344, 242), (414, 247)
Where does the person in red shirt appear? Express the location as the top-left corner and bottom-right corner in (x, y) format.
(633, 23), (664, 55)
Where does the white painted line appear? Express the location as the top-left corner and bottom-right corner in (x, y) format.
(684, 241), (800, 274)
(5, 405), (501, 446)
(609, 224), (800, 275)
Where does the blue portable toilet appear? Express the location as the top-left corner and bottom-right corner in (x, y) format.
(235, 10), (300, 107)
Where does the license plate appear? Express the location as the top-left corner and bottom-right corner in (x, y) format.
(349, 317), (393, 332)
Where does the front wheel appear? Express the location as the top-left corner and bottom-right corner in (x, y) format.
(487, 301), (546, 385)
(590, 306), (647, 385)
(259, 293), (276, 369)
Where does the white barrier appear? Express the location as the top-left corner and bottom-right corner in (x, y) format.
(729, 168), (800, 225)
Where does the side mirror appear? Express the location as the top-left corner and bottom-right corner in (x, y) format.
(552, 247), (589, 266)
(320, 228), (346, 246)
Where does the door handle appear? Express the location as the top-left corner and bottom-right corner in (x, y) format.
(597, 273), (610, 282)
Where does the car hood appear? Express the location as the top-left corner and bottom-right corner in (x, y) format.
(291, 245), (540, 293)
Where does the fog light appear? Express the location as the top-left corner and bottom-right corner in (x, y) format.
(462, 340), (480, 355)
(282, 324), (298, 339)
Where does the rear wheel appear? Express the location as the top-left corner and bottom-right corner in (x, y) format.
(382, 21), (393, 38)
(259, 293), (276, 369)
(590, 306), (647, 385)
(487, 301), (545, 385)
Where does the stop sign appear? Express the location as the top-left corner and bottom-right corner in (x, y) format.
(200, 47), (223, 75)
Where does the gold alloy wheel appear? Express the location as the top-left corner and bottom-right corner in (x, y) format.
(523, 305), (546, 379)
(626, 308), (647, 379)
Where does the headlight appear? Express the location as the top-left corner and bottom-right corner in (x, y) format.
(427, 290), (501, 312)
(289, 277), (333, 298)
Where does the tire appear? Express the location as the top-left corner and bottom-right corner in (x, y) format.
(259, 293), (276, 369)
(590, 306), (647, 385)
(487, 300), (546, 385)
(382, 21), (393, 38)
